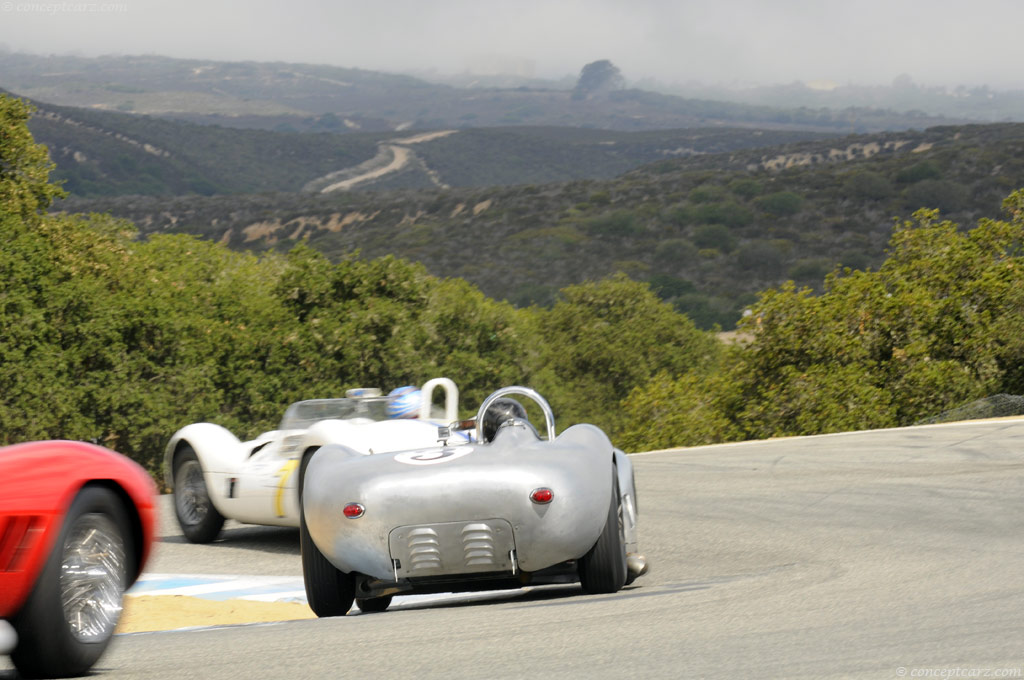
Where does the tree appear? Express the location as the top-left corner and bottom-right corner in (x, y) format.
(620, 191), (1024, 449)
(0, 94), (64, 222)
(572, 60), (625, 100)
(531, 274), (719, 435)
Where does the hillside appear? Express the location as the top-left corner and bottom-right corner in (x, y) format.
(19, 92), (836, 196)
(0, 52), (958, 135)
(60, 122), (1024, 329)
(21, 93), (384, 196)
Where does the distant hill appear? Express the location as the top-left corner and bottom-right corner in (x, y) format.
(19, 92), (384, 196)
(17, 92), (837, 197)
(60, 122), (1024, 329)
(0, 52), (960, 135)
(640, 79), (1024, 125)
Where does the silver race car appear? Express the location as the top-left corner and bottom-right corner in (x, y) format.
(165, 378), (464, 543)
(300, 386), (648, 615)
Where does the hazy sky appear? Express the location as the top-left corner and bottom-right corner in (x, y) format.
(1, 0), (1022, 89)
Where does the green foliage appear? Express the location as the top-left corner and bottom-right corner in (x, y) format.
(13, 97), (1024, 464)
(688, 185), (726, 204)
(896, 160), (942, 184)
(275, 246), (531, 411)
(618, 371), (743, 451)
(901, 179), (968, 213)
(728, 178), (762, 199)
(669, 293), (744, 330)
(735, 239), (788, 277)
(788, 257), (834, 284)
(583, 209), (641, 237)
(690, 200), (754, 227)
(622, 192), (1024, 448)
(69, 121), (1024, 336)
(842, 170), (893, 200)
(692, 223), (737, 253)
(647, 273), (696, 299)
(755, 191), (804, 216)
(1, 94), (64, 221)
(654, 238), (698, 264)
(530, 274), (719, 436)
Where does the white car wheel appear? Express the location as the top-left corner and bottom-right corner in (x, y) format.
(173, 446), (225, 543)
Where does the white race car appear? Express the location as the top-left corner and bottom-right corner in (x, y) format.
(165, 378), (464, 543)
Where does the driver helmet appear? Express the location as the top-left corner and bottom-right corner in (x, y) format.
(482, 398), (529, 442)
(387, 386), (421, 419)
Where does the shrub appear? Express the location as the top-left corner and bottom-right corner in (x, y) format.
(902, 179), (968, 214)
(842, 171), (894, 200)
(692, 223), (737, 253)
(691, 201), (754, 227)
(584, 209), (642, 237)
(896, 160), (942, 184)
(654, 238), (697, 264)
(755, 191), (804, 216)
(728, 178), (763, 200)
(688, 185), (726, 204)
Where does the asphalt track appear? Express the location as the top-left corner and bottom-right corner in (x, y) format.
(3, 419), (1024, 679)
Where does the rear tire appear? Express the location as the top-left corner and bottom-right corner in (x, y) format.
(578, 474), (627, 594)
(299, 453), (355, 617)
(172, 445), (225, 544)
(11, 486), (132, 678)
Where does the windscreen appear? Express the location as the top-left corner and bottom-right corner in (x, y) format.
(279, 397), (390, 430)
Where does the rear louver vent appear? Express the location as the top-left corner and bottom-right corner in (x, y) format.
(407, 528), (442, 571)
(0, 515), (42, 572)
(461, 523), (497, 567)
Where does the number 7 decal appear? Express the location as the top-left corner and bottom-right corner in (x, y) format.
(274, 459), (300, 517)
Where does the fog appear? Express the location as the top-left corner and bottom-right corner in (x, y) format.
(1, 0), (1021, 89)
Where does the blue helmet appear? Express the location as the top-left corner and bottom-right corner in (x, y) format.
(387, 386), (421, 419)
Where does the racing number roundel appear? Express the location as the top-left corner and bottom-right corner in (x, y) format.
(395, 446), (474, 466)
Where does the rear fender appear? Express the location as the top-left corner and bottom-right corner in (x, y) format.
(164, 423), (243, 491)
(614, 449), (639, 554)
(301, 419), (372, 451)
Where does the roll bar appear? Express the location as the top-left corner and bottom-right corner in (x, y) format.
(420, 377), (459, 423)
(474, 386), (556, 442)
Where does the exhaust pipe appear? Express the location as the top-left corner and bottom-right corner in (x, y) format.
(627, 553), (649, 578)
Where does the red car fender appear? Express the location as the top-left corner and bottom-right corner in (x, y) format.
(0, 441), (156, 617)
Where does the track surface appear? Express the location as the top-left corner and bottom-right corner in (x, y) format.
(4, 420), (1024, 679)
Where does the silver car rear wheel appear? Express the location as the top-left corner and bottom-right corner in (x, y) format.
(578, 472), (627, 594)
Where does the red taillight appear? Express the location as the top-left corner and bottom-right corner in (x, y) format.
(530, 488), (554, 504)
(343, 503), (365, 519)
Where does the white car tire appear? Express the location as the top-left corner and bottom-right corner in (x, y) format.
(172, 445), (225, 544)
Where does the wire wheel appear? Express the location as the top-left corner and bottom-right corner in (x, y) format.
(173, 446), (225, 543)
(175, 458), (210, 527)
(60, 512), (127, 642)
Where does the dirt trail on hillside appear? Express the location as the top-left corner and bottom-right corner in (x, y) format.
(314, 129), (458, 193)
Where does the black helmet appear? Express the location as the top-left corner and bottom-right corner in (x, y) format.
(482, 398), (528, 442)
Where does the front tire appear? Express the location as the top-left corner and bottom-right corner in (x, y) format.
(173, 445), (225, 544)
(299, 453), (355, 617)
(578, 475), (627, 594)
(11, 486), (132, 678)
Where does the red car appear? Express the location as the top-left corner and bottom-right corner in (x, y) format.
(0, 441), (156, 678)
